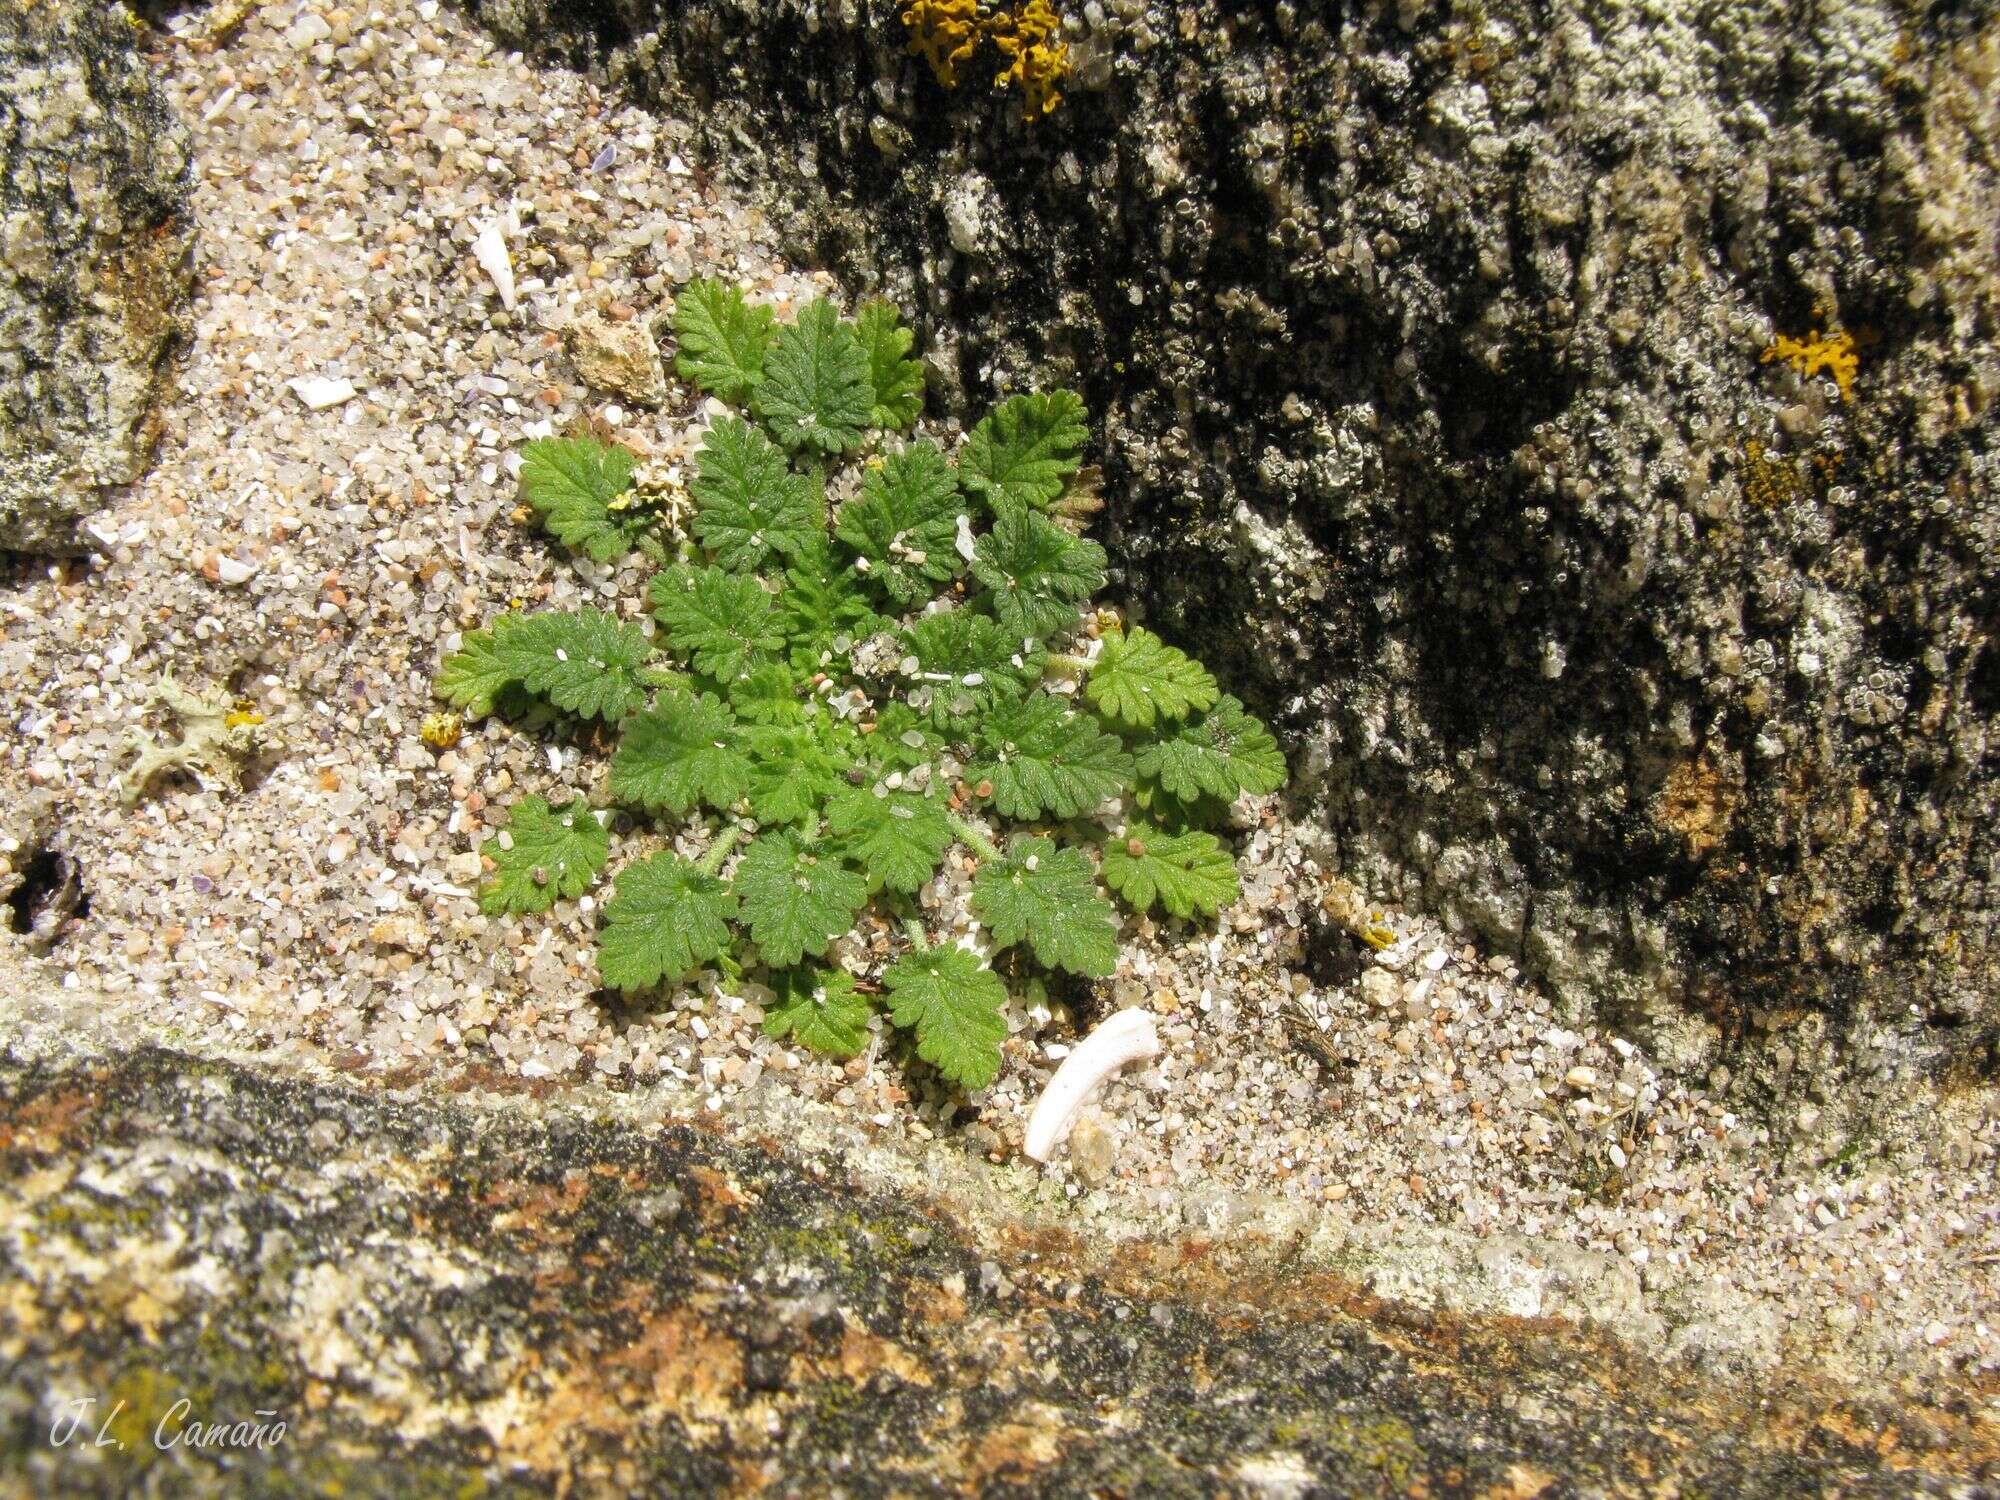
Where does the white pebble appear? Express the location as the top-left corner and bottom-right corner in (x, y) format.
(287, 375), (358, 410)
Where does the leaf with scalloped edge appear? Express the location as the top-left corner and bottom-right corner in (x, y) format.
(1085, 626), (1219, 730)
(1099, 823), (1239, 918)
(970, 506), (1105, 641)
(648, 563), (784, 683)
(672, 278), (775, 403)
(517, 437), (650, 563)
(478, 796), (608, 915)
(970, 835), (1119, 977)
(883, 943), (1008, 1089)
(438, 608), (653, 722)
(959, 390), (1087, 518)
(609, 689), (753, 815)
(967, 693), (1131, 820)
(728, 662), (805, 725)
(827, 783), (952, 893)
(763, 966), (873, 1057)
(733, 827), (869, 967)
(901, 609), (1045, 730)
(854, 300), (925, 431)
(742, 725), (848, 826)
(775, 535), (883, 671)
(751, 300), (874, 455)
(597, 850), (738, 990)
(1133, 695), (1285, 803)
(835, 440), (967, 607)
(690, 415), (820, 571)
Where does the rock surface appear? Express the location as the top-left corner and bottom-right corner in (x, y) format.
(0, 0), (192, 553)
(2, 1045), (1990, 1495)
(460, 0), (2000, 1081)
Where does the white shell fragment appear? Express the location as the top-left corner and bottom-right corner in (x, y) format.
(287, 375), (357, 410)
(954, 513), (978, 563)
(472, 218), (517, 309)
(1024, 1008), (1161, 1163)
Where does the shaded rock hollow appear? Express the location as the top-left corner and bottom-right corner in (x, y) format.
(458, 0), (2000, 1088)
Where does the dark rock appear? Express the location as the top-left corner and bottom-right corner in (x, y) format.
(0, 1), (192, 553)
(2, 1046), (1986, 1494)
(457, 0), (2000, 1081)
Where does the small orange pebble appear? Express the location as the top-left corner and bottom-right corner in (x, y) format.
(318, 769), (341, 792)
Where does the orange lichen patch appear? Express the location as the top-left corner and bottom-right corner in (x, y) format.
(908, 1276), (968, 1327)
(830, 1322), (935, 1389)
(1659, 755), (1739, 859)
(990, 0), (1070, 120)
(958, 1404), (1070, 1485)
(605, 1305), (747, 1421)
(902, 0), (982, 87)
(688, 1163), (754, 1225)
(1741, 440), (1808, 509)
(1762, 327), (1858, 401)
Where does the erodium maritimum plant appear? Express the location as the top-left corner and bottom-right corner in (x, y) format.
(436, 283), (1283, 1090)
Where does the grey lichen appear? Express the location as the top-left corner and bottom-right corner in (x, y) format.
(113, 676), (277, 804)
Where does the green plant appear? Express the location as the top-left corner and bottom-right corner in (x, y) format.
(436, 282), (1284, 1090)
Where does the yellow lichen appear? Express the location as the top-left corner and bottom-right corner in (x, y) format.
(902, 0), (983, 88)
(421, 711), (464, 751)
(1762, 327), (1858, 402)
(990, 0), (1070, 121)
(901, 0), (1071, 121)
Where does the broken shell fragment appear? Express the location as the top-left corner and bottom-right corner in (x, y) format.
(473, 218), (517, 310)
(1024, 1008), (1161, 1163)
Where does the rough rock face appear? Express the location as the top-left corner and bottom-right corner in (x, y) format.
(4, 1047), (1990, 1495)
(459, 0), (2000, 1083)
(0, 1), (192, 553)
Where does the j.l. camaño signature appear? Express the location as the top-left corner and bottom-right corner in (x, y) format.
(49, 1394), (288, 1453)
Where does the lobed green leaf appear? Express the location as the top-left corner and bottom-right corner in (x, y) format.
(959, 390), (1087, 517)
(970, 835), (1120, 977)
(1100, 823), (1239, 918)
(763, 966), (873, 1057)
(827, 783), (953, 893)
(648, 563), (784, 684)
(517, 437), (649, 563)
(741, 725), (849, 826)
(774, 535), (884, 671)
(478, 795), (608, 915)
(1133, 695), (1285, 803)
(672, 278), (775, 403)
(967, 693), (1131, 820)
(901, 609), (1046, 731)
(835, 440), (967, 607)
(609, 689), (753, 815)
(854, 300), (925, 431)
(751, 300), (875, 455)
(734, 828), (870, 967)
(438, 608), (653, 723)
(882, 944), (1008, 1089)
(598, 850), (738, 990)
(971, 507), (1106, 642)
(1086, 626), (1219, 730)
(690, 415), (821, 571)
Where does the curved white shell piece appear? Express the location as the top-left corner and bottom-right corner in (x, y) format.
(1023, 1008), (1160, 1163)
(473, 219), (516, 310)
